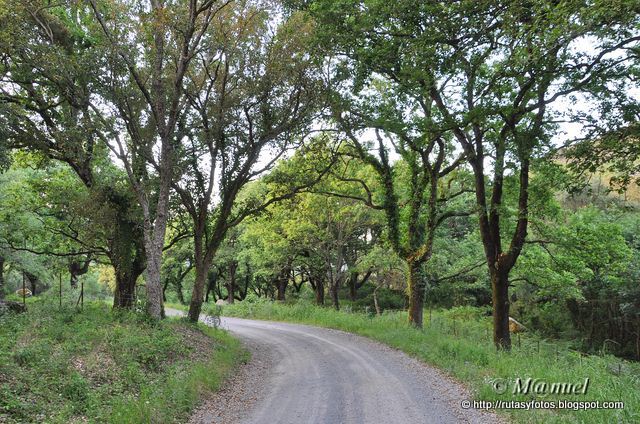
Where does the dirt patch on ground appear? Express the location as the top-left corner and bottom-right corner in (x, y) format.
(71, 346), (118, 387)
(175, 324), (217, 362)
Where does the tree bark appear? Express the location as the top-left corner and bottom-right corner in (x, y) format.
(471, 151), (529, 351)
(227, 281), (235, 304)
(347, 270), (372, 301)
(316, 283), (325, 305)
(113, 267), (140, 309)
(108, 206), (146, 309)
(177, 279), (186, 304)
(0, 256), (4, 300)
(205, 269), (217, 303)
(348, 273), (357, 301)
(143, 212), (169, 319)
(185, 195), (235, 321)
(330, 283), (340, 310)
(491, 266), (511, 350)
(312, 276), (325, 305)
(373, 286), (381, 316)
(25, 272), (39, 296)
(227, 261), (238, 304)
(188, 228), (215, 321)
(407, 261), (425, 328)
(238, 272), (250, 301)
(188, 265), (208, 321)
(276, 278), (287, 301)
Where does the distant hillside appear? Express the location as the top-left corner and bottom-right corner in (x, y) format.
(554, 151), (640, 208)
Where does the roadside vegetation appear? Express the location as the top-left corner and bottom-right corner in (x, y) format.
(0, 296), (246, 424)
(220, 299), (639, 424)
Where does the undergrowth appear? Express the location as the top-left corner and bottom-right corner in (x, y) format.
(0, 297), (246, 423)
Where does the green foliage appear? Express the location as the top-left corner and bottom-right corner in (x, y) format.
(347, 284), (406, 311)
(507, 206), (640, 356)
(235, 154), (387, 305)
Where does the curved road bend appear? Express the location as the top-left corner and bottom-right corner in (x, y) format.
(166, 310), (503, 424)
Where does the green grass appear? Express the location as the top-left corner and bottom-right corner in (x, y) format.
(216, 299), (640, 424)
(0, 297), (247, 423)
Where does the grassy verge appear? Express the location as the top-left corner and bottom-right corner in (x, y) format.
(216, 300), (639, 424)
(0, 297), (247, 423)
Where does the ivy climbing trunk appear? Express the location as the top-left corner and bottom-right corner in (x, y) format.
(0, 256), (4, 300)
(107, 191), (146, 310)
(111, 222), (145, 310)
(113, 267), (141, 308)
(407, 261), (425, 328)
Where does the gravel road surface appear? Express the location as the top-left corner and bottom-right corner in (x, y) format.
(166, 310), (503, 424)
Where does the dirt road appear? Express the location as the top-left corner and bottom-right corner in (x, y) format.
(167, 310), (503, 424)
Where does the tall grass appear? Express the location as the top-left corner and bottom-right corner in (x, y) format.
(217, 300), (640, 424)
(109, 326), (246, 423)
(0, 297), (246, 423)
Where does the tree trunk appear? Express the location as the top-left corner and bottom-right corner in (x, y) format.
(70, 274), (79, 289)
(227, 261), (237, 304)
(348, 273), (357, 301)
(188, 228), (211, 322)
(113, 269), (139, 309)
(0, 256), (4, 300)
(276, 278), (287, 301)
(188, 265), (208, 321)
(227, 282), (235, 304)
(25, 272), (39, 296)
(313, 277), (325, 305)
(162, 279), (169, 302)
(109, 216), (145, 309)
(205, 269), (217, 303)
(373, 286), (381, 316)
(407, 261), (424, 328)
(141, 153), (174, 319)
(177, 280), (186, 304)
(69, 257), (91, 290)
(238, 273), (250, 301)
(491, 267), (511, 350)
(144, 239), (164, 318)
(330, 283), (339, 310)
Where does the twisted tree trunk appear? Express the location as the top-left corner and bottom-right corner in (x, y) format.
(407, 261), (425, 327)
(0, 256), (4, 300)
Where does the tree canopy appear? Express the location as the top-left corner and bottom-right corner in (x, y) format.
(0, 0), (639, 356)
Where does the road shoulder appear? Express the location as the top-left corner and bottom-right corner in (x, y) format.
(188, 336), (275, 424)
